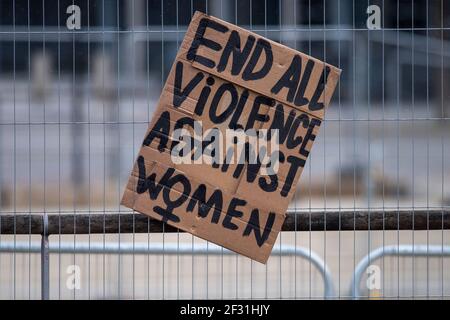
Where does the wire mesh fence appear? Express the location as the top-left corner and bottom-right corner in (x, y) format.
(0, 0), (449, 299)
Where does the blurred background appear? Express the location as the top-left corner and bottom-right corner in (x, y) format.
(0, 0), (449, 299)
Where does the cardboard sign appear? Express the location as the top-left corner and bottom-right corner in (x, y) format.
(121, 11), (341, 263)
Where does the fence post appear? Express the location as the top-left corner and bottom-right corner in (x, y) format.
(41, 214), (49, 300)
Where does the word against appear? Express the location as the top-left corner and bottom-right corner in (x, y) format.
(66, 265), (81, 290)
(179, 304), (270, 318)
(367, 5), (381, 30)
(121, 12), (340, 263)
(66, 5), (81, 30)
(170, 124), (280, 175)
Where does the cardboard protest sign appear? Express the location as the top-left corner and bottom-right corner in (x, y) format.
(121, 11), (341, 263)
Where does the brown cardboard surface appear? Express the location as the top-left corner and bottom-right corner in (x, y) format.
(121, 11), (341, 263)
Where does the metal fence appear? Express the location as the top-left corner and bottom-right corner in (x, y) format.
(0, 0), (449, 299)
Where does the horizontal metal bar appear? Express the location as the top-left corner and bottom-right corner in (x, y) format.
(1, 206), (450, 215)
(1, 118), (450, 126)
(0, 241), (335, 298)
(1, 25), (450, 34)
(0, 210), (448, 235)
